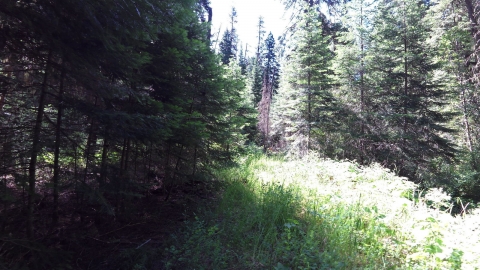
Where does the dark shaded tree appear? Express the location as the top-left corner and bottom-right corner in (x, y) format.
(0, 0), (252, 267)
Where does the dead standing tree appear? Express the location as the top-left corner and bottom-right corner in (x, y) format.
(258, 75), (274, 151)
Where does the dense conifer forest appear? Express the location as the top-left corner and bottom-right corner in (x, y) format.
(1, 0), (480, 268)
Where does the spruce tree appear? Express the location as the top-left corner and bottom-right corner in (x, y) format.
(238, 44), (249, 75)
(219, 7), (238, 65)
(251, 61), (264, 106)
(271, 6), (336, 156)
(430, 0), (476, 151)
(367, 0), (456, 179)
(421, 0), (480, 195)
(262, 33), (281, 96)
(333, 0), (376, 162)
(0, 0), (244, 243)
(251, 17), (267, 106)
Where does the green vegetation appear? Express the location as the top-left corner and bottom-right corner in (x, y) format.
(164, 154), (480, 269)
(3, 0), (480, 268)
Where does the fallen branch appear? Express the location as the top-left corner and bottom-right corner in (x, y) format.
(136, 239), (151, 249)
(98, 222), (146, 237)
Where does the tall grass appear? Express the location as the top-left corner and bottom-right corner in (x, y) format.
(164, 153), (480, 269)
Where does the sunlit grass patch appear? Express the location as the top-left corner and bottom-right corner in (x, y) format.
(164, 153), (480, 269)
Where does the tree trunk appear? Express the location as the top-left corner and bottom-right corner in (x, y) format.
(464, 0), (478, 37)
(120, 138), (127, 173)
(0, 92), (5, 112)
(192, 146), (197, 177)
(83, 97), (98, 184)
(258, 75), (272, 151)
(403, 0), (408, 146)
(27, 50), (52, 239)
(360, 0), (365, 163)
(449, 3), (474, 151)
(307, 71), (312, 153)
(165, 144), (184, 202)
(256, 17), (264, 61)
(1, 177), (7, 232)
(124, 139), (130, 172)
(52, 65), (66, 226)
(461, 87), (474, 151)
(100, 135), (109, 187)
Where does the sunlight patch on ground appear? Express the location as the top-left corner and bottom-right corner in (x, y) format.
(248, 154), (480, 269)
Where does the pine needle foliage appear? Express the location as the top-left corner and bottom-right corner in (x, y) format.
(365, 0), (457, 180)
(271, 5), (338, 156)
(0, 0), (253, 266)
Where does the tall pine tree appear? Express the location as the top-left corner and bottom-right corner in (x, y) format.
(367, 0), (456, 179)
(258, 33), (281, 149)
(333, 0), (376, 162)
(219, 7), (238, 65)
(271, 6), (336, 156)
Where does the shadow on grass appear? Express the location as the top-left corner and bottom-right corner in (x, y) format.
(161, 161), (402, 269)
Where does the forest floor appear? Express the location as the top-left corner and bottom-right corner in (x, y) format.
(1, 174), (218, 270)
(2, 154), (480, 269)
(160, 154), (480, 270)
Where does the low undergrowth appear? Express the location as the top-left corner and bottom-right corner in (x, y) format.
(163, 153), (480, 269)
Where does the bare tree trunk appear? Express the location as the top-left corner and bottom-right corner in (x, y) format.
(258, 75), (272, 151)
(164, 143), (170, 193)
(360, 0), (365, 164)
(124, 139), (130, 172)
(462, 87), (474, 151)
(307, 72), (311, 153)
(133, 142), (138, 178)
(256, 17), (265, 61)
(120, 138), (127, 173)
(1, 177), (7, 232)
(100, 135), (109, 187)
(74, 145), (79, 205)
(27, 50), (52, 239)
(52, 65), (66, 226)
(0, 92), (5, 112)
(192, 146), (197, 177)
(83, 97), (98, 184)
(165, 144), (184, 202)
(145, 142), (153, 184)
(213, 26), (222, 51)
(118, 138), (130, 213)
(403, 0), (408, 146)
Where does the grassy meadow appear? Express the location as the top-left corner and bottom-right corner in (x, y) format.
(162, 154), (480, 269)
